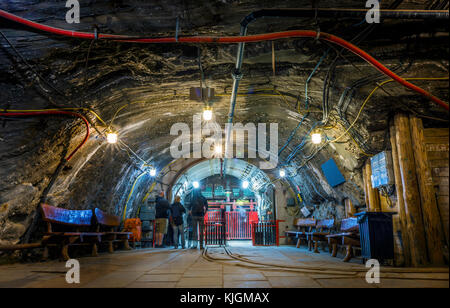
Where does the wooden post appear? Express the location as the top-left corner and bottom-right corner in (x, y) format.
(345, 198), (356, 217)
(364, 160), (381, 212)
(409, 115), (445, 265)
(394, 113), (428, 266)
(390, 121), (411, 267)
(362, 165), (370, 209)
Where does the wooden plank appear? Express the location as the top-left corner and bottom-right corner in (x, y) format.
(424, 136), (450, 145)
(410, 116), (445, 265)
(424, 128), (449, 138)
(433, 177), (449, 186)
(344, 198), (356, 217)
(426, 144), (449, 152)
(364, 160), (381, 212)
(432, 167), (449, 178)
(394, 113), (428, 267)
(40, 204), (93, 226)
(438, 196), (449, 206)
(427, 151), (449, 160)
(390, 121), (410, 266)
(436, 185), (449, 196)
(95, 208), (120, 227)
(429, 159), (449, 168)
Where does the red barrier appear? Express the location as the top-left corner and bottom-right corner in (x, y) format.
(203, 210), (258, 242)
(251, 220), (282, 246)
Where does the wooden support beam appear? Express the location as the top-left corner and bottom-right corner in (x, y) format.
(409, 115), (445, 265)
(364, 160), (381, 212)
(344, 198), (356, 217)
(394, 113), (428, 266)
(390, 121), (411, 267)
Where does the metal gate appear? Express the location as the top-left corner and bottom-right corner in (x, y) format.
(225, 211), (258, 240)
(204, 210), (226, 246)
(251, 220), (281, 246)
(204, 210), (258, 244)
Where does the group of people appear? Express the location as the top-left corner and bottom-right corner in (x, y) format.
(154, 190), (208, 249)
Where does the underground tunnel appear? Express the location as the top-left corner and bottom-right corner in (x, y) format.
(0, 0), (449, 290)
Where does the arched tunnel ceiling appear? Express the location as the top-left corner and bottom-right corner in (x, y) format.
(171, 158), (272, 194)
(0, 0), (448, 245)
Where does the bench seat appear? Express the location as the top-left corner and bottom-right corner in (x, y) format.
(305, 219), (335, 253)
(40, 204), (100, 261)
(326, 217), (360, 262)
(285, 218), (316, 248)
(94, 208), (132, 253)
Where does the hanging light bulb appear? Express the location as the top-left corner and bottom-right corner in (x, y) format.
(193, 181), (200, 189)
(106, 131), (118, 144)
(203, 107), (213, 121)
(214, 144), (222, 155)
(311, 131), (322, 144)
(279, 169), (286, 178)
(242, 180), (249, 189)
(149, 168), (157, 177)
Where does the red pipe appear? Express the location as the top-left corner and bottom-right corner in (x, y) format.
(0, 111), (90, 161)
(0, 9), (447, 110)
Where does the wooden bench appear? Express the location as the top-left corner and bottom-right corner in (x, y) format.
(94, 208), (132, 253)
(326, 217), (360, 262)
(306, 219), (335, 253)
(40, 204), (102, 261)
(285, 218), (316, 248)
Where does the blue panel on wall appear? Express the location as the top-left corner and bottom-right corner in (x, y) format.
(321, 158), (346, 187)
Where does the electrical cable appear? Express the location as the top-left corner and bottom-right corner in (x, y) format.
(0, 110), (90, 161)
(0, 10), (448, 110)
(330, 76), (449, 144)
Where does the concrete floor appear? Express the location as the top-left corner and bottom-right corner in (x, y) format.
(0, 244), (448, 288)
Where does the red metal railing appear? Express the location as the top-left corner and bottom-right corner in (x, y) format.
(251, 220), (282, 246)
(225, 211), (258, 240)
(203, 210), (258, 242)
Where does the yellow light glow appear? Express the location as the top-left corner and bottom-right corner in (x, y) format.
(214, 144), (222, 155)
(106, 132), (118, 144)
(203, 108), (213, 121)
(311, 133), (322, 144)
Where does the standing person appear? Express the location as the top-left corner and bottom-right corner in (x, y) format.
(155, 191), (170, 248)
(189, 189), (208, 250)
(170, 195), (186, 249)
(186, 211), (193, 248)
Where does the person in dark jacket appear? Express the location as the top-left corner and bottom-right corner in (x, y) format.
(189, 189), (208, 249)
(155, 191), (170, 248)
(170, 195), (186, 249)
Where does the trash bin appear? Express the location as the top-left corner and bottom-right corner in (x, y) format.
(355, 211), (396, 263)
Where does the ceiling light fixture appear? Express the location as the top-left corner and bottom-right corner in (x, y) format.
(242, 180), (249, 189)
(149, 168), (157, 177)
(203, 107), (213, 121)
(279, 169), (286, 178)
(311, 131), (322, 144)
(214, 144), (222, 155)
(193, 181), (200, 189)
(106, 131), (118, 144)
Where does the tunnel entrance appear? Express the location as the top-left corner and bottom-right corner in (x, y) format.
(167, 158), (278, 247)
